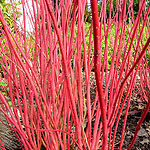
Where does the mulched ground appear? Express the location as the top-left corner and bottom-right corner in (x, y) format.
(122, 79), (150, 150)
(115, 97), (150, 150)
(89, 72), (150, 150)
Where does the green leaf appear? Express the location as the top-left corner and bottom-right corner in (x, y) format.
(0, 81), (7, 86)
(1, 91), (7, 96)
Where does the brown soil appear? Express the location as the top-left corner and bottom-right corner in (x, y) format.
(115, 97), (150, 150)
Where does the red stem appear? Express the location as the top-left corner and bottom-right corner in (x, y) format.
(90, 0), (108, 149)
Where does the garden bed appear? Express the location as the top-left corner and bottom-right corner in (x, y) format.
(1, 72), (149, 149)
